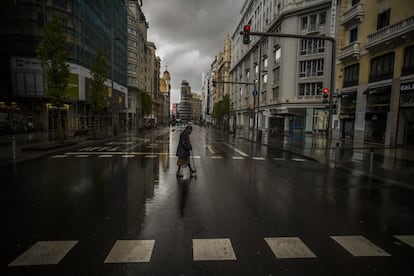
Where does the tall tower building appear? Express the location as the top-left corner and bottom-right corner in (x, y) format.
(179, 80), (192, 122)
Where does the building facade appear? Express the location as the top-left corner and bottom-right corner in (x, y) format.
(179, 80), (192, 122)
(231, 0), (334, 135)
(336, 0), (414, 146)
(0, 0), (128, 135)
(126, 0), (148, 131)
(191, 93), (202, 122)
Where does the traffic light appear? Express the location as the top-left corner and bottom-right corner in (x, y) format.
(243, 25), (251, 44)
(322, 87), (329, 105)
(332, 103), (338, 114)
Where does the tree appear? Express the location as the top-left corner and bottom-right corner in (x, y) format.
(89, 48), (109, 138)
(212, 94), (232, 130)
(36, 19), (70, 142)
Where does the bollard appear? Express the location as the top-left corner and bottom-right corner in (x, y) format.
(335, 142), (340, 167)
(369, 149), (374, 173)
(12, 136), (16, 160)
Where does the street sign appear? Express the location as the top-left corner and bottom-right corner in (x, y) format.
(252, 90), (258, 96)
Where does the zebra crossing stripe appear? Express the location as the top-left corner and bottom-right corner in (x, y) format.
(330, 236), (391, 257)
(211, 156), (223, 159)
(394, 235), (414, 248)
(98, 155), (113, 158)
(193, 238), (237, 261)
(9, 241), (78, 266)
(265, 237), (316, 259)
(292, 158), (306, 162)
(122, 155), (135, 158)
(75, 155), (90, 158)
(232, 156), (245, 160)
(253, 157), (265, 160)
(104, 240), (155, 263)
(145, 155), (158, 158)
(51, 155), (67, 158)
(272, 157), (285, 161)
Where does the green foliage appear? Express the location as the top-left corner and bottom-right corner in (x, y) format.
(90, 48), (109, 113)
(212, 94), (232, 120)
(36, 19), (69, 106)
(141, 92), (152, 116)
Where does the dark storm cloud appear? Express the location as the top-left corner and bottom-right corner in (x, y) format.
(142, 0), (243, 103)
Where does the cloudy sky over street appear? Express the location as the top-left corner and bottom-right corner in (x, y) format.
(141, 0), (244, 105)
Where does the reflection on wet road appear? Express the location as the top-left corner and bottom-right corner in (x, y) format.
(1, 126), (414, 275)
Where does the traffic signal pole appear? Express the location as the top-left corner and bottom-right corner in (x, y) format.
(241, 30), (336, 165)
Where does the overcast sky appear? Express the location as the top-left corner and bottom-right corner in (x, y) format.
(141, 0), (244, 105)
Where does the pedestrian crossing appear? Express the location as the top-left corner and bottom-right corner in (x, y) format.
(8, 235), (414, 266)
(51, 152), (306, 162)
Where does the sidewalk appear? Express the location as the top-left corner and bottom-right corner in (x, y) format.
(235, 127), (414, 188)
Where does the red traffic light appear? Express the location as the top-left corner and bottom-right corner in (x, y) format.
(323, 88), (329, 94)
(244, 25), (251, 32)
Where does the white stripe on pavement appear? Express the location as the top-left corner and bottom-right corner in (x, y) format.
(9, 241), (78, 266)
(104, 240), (155, 263)
(193, 239), (237, 261)
(330, 236), (391, 257)
(265, 237), (317, 259)
(223, 143), (249, 157)
(394, 235), (414, 248)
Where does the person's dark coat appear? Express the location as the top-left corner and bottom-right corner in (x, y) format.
(176, 129), (191, 159)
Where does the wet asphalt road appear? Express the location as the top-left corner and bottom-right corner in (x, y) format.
(1, 126), (414, 275)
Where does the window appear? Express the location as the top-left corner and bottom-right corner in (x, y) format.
(377, 9), (390, 30)
(272, 87), (279, 100)
(263, 74), (268, 84)
(246, 70), (250, 80)
(273, 68), (280, 84)
(299, 82), (323, 96)
(343, 63), (359, 87)
(310, 14), (317, 31)
(369, 52), (394, 82)
(301, 17), (308, 30)
(299, 59), (324, 77)
(255, 64), (259, 75)
(274, 47), (281, 64)
(319, 12), (326, 25)
(300, 39), (325, 55)
(350, 28), (358, 43)
(402, 45), (414, 76)
(263, 57), (268, 69)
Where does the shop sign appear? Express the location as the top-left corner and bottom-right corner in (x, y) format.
(401, 82), (414, 93)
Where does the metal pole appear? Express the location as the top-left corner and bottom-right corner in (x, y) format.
(326, 40), (336, 165)
(12, 137), (16, 160)
(257, 42), (262, 138)
(369, 149), (374, 173)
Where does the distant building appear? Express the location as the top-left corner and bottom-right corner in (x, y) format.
(191, 93), (202, 121)
(159, 70), (171, 125)
(179, 80), (192, 122)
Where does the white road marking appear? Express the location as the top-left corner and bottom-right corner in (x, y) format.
(394, 235), (414, 248)
(252, 157), (265, 161)
(104, 240), (155, 263)
(265, 237), (317, 259)
(122, 155), (135, 158)
(98, 155), (113, 158)
(232, 156), (245, 160)
(108, 146), (120, 151)
(223, 143), (249, 157)
(145, 155), (158, 158)
(292, 158), (306, 162)
(211, 156), (223, 159)
(51, 155), (67, 158)
(9, 241), (78, 266)
(75, 155), (89, 158)
(330, 236), (391, 257)
(193, 239), (237, 261)
(207, 145), (216, 154)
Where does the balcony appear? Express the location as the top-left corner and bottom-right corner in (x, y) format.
(338, 41), (362, 62)
(366, 16), (414, 50)
(340, 3), (365, 27)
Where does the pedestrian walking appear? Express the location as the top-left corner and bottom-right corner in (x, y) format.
(176, 125), (196, 177)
